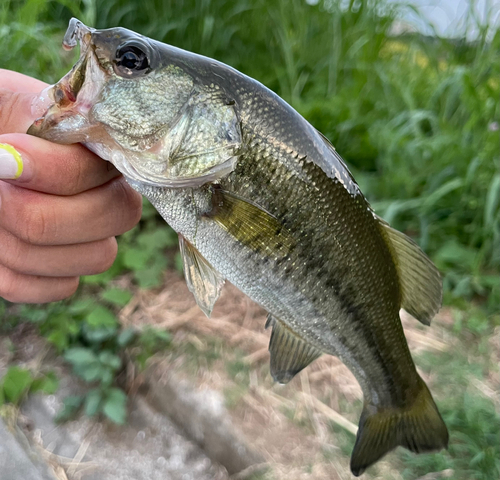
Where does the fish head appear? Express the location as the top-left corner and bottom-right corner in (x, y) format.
(28, 18), (241, 187)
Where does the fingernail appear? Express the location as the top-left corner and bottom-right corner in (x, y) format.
(0, 143), (23, 179)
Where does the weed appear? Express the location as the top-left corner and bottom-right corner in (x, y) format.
(0, 366), (58, 407)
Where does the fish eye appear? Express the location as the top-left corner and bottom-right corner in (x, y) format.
(114, 42), (150, 76)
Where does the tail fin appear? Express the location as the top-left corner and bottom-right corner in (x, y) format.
(350, 380), (448, 476)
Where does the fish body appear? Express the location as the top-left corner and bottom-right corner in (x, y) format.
(29, 19), (448, 475)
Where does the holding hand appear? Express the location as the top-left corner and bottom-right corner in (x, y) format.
(0, 69), (143, 304)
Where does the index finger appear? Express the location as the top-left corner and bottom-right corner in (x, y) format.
(0, 69), (48, 94)
(1, 133), (120, 195)
(0, 70), (53, 135)
(0, 71), (120, 194)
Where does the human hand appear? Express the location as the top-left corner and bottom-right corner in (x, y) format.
(0, 69), (143, 304)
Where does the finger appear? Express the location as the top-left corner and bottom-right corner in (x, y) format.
(0, 133), (120, 194)
(0, 264), (79, 304)
(0, 70), (49, 135)
(0, 88), (41, 134)
(0, 69), (48, 94)
(0, 177), (142, 246)
(0, 228), (118, 277)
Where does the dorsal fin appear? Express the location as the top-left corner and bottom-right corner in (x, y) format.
(179, 235), (225, 318)
(266, 315), (322, 384)
(378, 219), (442, 325)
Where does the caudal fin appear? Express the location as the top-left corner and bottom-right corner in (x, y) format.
(350, 380), (448, 476)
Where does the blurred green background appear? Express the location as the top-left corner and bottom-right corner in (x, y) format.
(0, 0), (499, 479)
(2, 0), (499, 307)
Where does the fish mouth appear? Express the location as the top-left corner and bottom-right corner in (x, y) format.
(27, 19), (106, 143)
(62, 17), (95, 51)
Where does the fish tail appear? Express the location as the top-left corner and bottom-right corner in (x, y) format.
(350, 378), (448, 476)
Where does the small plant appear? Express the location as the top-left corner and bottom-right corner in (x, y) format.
(3, 284), (173, 424)
(0, 366), (58, 407)
(132, 327), (172, 370)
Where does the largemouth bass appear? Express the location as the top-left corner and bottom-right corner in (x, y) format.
(28, 18), (448, 475)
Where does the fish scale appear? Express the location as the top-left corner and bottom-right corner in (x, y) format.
(28, 18), (449, 476)
(220, 127), (417, 403)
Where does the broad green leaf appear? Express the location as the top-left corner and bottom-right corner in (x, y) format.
(2, 367), (33, 404)
(134, 268), (163, 289)
(98, 351), (122, 370)
(84, 389), (103, 417)
(435, 241), (477, 270)
(137, 228), (177, 249)
(85, 305), (117, 329)
(117, 328), (136, 347)
(82, 326), (117, 343)
(134, 256), (167, 288)
(78, 364), (104, 383)
(64, 348), (97, 366)
(99, 369), (114, 387)
(123, 248), (151, 271)
(67, 298), (94, 315)
(31, 372), (59, 395)
(100, 288), (133, 307)
(46, 330), (70, 352)
(102, 388), (127, 424)
(19, 307), (48, 323)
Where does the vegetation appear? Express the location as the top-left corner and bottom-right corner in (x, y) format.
(2, 0), (498, 307)
(0, 365), (58, 407)
(0, 0), (498, 478)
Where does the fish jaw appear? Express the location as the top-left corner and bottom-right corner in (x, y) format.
(27, 25), (110, 145)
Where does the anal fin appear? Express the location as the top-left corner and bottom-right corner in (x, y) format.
(266, 315), (322, 384)
(179, 235), (225, 318)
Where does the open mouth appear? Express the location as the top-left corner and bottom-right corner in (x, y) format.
(27, 19), (107, 143)
(48, 18), (96, 106)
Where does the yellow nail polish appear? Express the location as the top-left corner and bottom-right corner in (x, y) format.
(0, 143), (23, 179)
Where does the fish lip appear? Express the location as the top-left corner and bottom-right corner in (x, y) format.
(27, 19), (108, 140)
(63, 17), (95, 51)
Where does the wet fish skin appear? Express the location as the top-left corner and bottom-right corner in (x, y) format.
(28, 19), (448, 476)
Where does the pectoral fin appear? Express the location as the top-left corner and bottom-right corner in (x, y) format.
(266, 315), (322, 384)
(206, 187), (295, 258)
(378, 219), (442, 325)
(179, 235), (225, 318)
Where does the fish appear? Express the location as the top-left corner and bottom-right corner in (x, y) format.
(28, 18), (449, 476)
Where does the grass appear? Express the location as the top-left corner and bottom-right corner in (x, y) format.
(396, 349), (500, 480)
(0, 0), (498, 478)
(2, 0), (498, 307)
